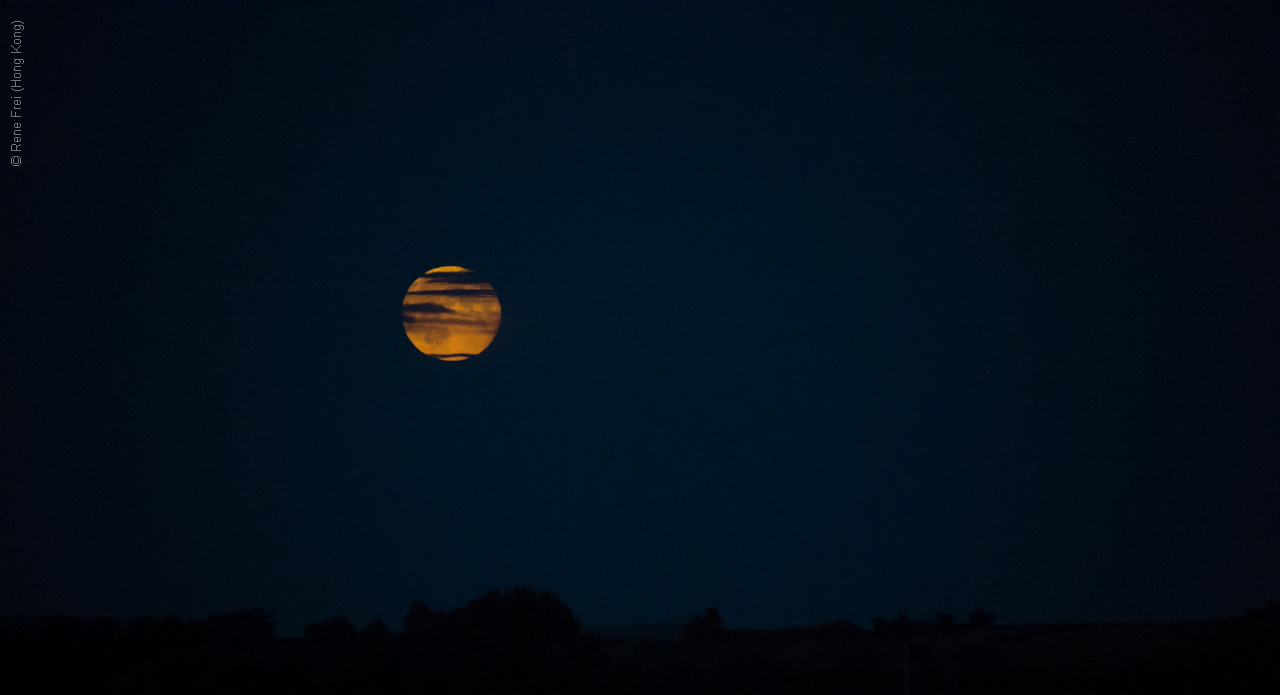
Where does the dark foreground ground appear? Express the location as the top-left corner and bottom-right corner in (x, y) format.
(604, 612), (1280, 694)
(2, 594), (1276, 694)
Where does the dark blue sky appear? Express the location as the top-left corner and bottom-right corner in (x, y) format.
(5, 2), (1278, 636)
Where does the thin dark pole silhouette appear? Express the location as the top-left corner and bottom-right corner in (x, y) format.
(904, 641), (909, 695)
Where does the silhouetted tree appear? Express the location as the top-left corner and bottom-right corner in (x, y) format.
(968, 607), (997, 627)
(304, 615), (357, 642)
(358, 619), (389, 640)
(402, 600), (448, 636)
(933, 612), (957, 635)
(776, 620), (865, 641)
(85, 616), (121, 640)
(455, 586), (582, 649)
(681, 607), (727, 640)
(207, 608), (273, 654)
(870, 613), (922, 638)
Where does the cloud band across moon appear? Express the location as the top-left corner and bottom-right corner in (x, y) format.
(401, 267), (501, 361)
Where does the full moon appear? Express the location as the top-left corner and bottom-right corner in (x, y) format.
(401, 266), (501, 361)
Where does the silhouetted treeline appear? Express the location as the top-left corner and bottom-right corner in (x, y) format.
(0, 588), (608, 694)
(660, 603), (1279, 694)
(2, 594), (1277, 694)
(677, 605), (997, 642)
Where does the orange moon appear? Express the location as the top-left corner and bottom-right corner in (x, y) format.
(401, 266), (501, 361)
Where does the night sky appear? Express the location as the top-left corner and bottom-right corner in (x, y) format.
(4, 3), (1278, 637)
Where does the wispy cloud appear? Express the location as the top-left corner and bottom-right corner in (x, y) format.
(405, 288), (498, 297)
(420, 270), (481, 284)
(401, 302), (455, 316)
